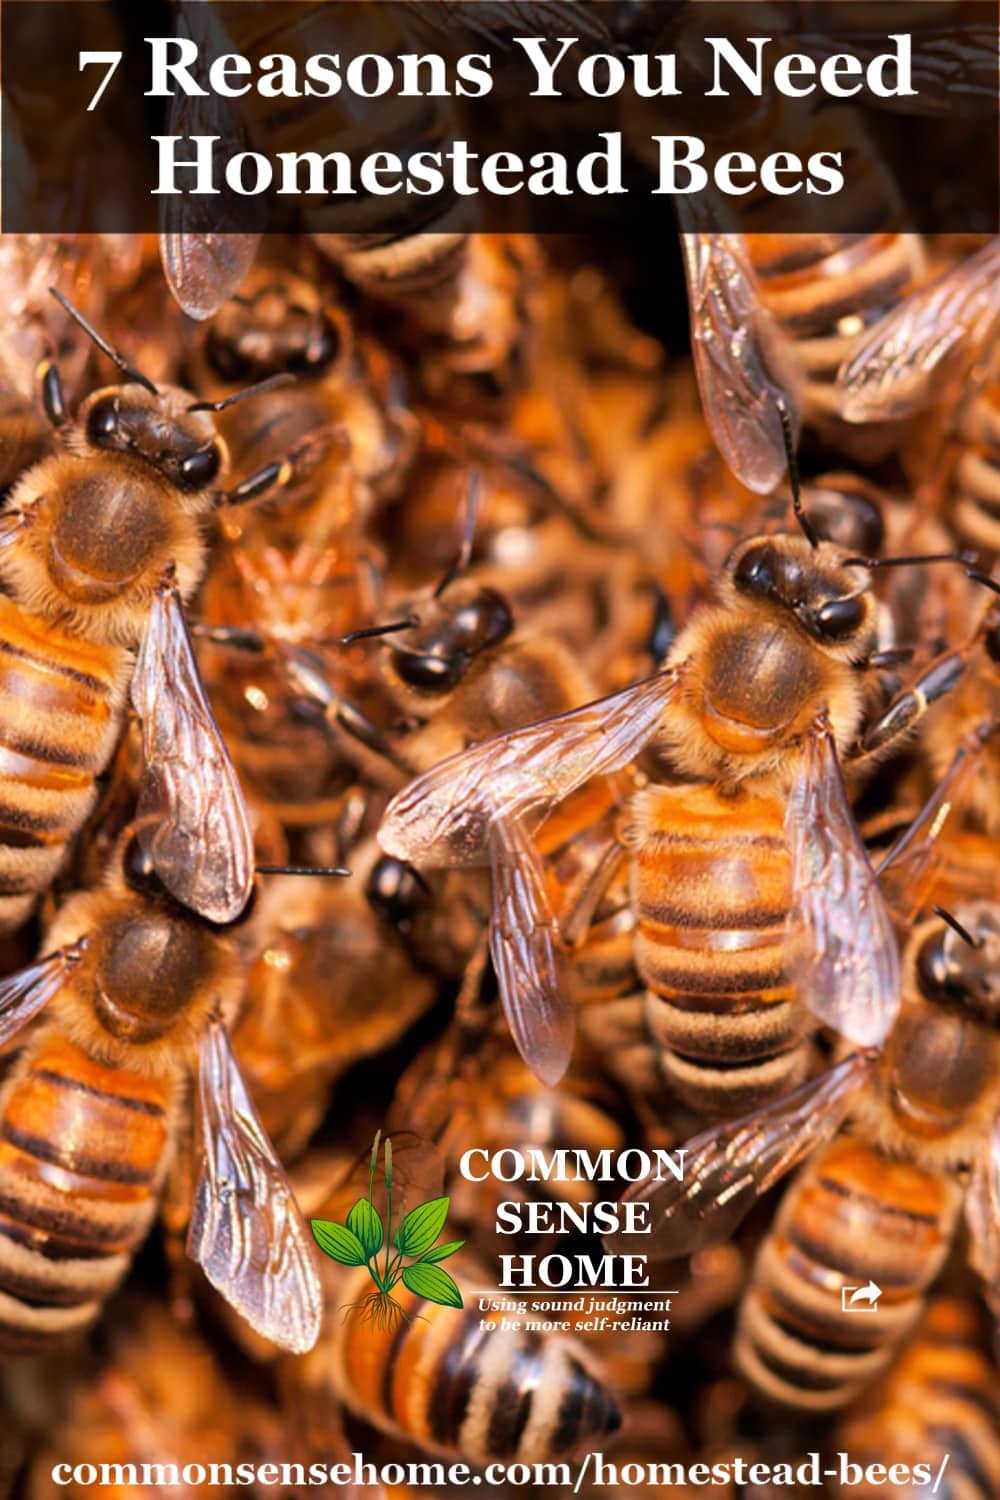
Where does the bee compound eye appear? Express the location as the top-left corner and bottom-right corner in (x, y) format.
(122, 834), (170, 900)
(393, 650), (464, 694)
(815, 595), (865, 640)
(178, 446), (222, 492)
(85, 395), (119, 446)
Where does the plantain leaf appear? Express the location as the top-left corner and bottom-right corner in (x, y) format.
(310, 1219), (366, 1266)
(347, 1197), (384, 1257)
(401, 1261), (463, 1308)
(394, 1196), (450, 1257)
(422, 1239), (465, 1263)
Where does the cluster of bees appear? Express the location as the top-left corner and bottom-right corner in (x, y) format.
(0, 216), (995, 1499)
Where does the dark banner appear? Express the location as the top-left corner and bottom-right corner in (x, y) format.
(2, 1), (997, 233)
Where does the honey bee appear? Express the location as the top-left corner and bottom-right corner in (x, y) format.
(0, 826), (323, 1356)
(378, 475), (969, 1100)
(833, 1297), (1000, 1500)
(611, 901), (1000, 1412)
(313, 519), (656, 1095)
(296, 1256), (622, 1469)
(837, 236), (1000, 559)
(0, 291), (273, 929)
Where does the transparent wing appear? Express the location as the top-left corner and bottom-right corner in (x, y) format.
(966, 1115), (1000, 1289)
(131, 580), (254, 923)
(786, 717), (900, 1047)
(379, 670), (680, 867)
(158, 8), (261, 319)
(837, 237), (1000, 422)
(160, 233), (261, 323)
(610, 1052), (874, 1259)
(877, 731), (989, 921)
(487, 817), (574, 1087)
(678, 219), (801, 494)
(0, 939), (88, 1046)
(189, 1019), (323, 1354)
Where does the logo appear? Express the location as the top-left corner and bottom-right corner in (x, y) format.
(310, 1131), (465, 1329)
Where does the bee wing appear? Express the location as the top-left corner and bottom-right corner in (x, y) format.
(966, 1115), (1000, 1289)
(678, 221), (801, 494)
(610, 1052), (874, 1259)
(158, 8), (261, 319)
(189, 1019), (324, 1355)
(160, 233), (261, 323)
(0, 940), (88, 1046)
(785, 717), (901, 1048)
(876, 732), (988, 921)
(837, 237), (1000, 423)
(487, 817), (574, 1087)
(131, 581), (254, 923)
(379, 670), (680, 867)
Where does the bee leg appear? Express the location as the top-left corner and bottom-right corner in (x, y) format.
(37, 358), (68, 429)
(854, 647), (973, 762)
(558, 836), (627, 949)
(281, 645), (412, 777)
(222, 459), (295, 508)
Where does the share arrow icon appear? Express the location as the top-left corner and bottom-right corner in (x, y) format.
(842, 1281), (882, 1311)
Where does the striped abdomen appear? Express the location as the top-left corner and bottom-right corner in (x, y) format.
(324, 1270), (621, 1466)
(0, 597), (127, 931)
(736, 1137), (961, 1412)
(0, 1035), (171, 1355)
(953, 380), (1000, 558)
(630, 782), (809, 1117)
(745, 229), (924, 433)
(835, 1297), (1000, 1499)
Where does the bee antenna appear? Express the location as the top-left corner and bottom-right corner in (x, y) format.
(254, 864), (352, 878)
(50, 288), (159, 397)
(968, 568), (1000, 595)
(933, 905), (983, 949)
(338, 616), (418, 646)
(776, 399), (817, 549)
(844, 550), (978, 571)
(434, 470), (481, 598)
(188, 372), (296, 414)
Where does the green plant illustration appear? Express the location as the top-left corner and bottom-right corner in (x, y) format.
(310, 1132), (465, 1330)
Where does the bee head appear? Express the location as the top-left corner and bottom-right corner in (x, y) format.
(386, 583), (514, 698)
(726, 534), (877, 658)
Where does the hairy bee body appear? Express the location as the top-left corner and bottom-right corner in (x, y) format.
(735, 906), (1000, 1412)
(747, 231), (924, 436)
(311, 1269), (622, 1467)
(0, 599), (128, 931)
(628, 782), (808, 1118)
(835, 1298), (1000, 1500)
(0, 871), (236, 1355)
(0, 1035), (172, 1357)
(736, 1137), (959, 1411)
